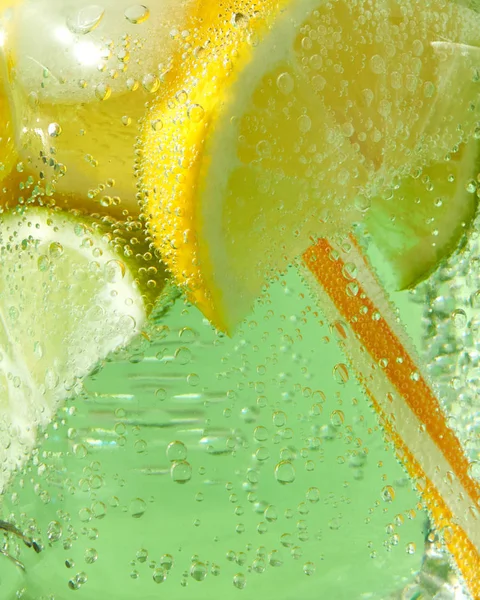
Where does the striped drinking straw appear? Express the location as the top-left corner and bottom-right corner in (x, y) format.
(302, 238), (480, 599)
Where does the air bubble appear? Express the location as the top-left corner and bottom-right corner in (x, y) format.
(276, 72), (294, 95)
(84, 548), (98, 564)
(66, 5), (105, 34)
(298, 114), (312, 133)
(142, 74), (160, 94)
(272, 410), (286, 427)
(303, 562), (315, 576)
(166, 440), (187, 461)
(274, 460), (296, 484)
(333, 363), (349, 384)
(370, 54), (386, 74)
(188, 104), (205, 123)
(95, 83), (111, 101)
(47, 521), (63, 542)
(124, 5), (150, 24)
(130, 498), (147, 518)
(104, 259), (126, 283)
(160, 554), (174, 570)
(153, 568), (167, 583)
(381, 485), (396, 503)
(170, 460), (192, 483)
(190, 561), (207, 582)
(233, 573), (247, 589)
(48, 123), (62, 138)
(231, 12), (248, 28)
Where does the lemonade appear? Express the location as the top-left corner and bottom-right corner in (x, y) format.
(0, 0), (478, 599)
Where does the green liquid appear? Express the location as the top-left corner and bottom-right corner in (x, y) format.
(0, 266), (428, 599)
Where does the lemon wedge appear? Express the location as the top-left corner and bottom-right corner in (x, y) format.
(142, 0), (480, 333)
(0, 0), (194, 216)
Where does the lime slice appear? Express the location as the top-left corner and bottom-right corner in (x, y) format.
(0, 206), (167, 493)
(365, 139), (479, 289)
(141, 0), (480, 333)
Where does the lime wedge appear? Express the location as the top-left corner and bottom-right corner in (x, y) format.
(365, 139), (479, 289)
(0, 206), (167, 492)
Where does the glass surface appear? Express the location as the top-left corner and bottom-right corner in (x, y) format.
(0, 1), (476, 599)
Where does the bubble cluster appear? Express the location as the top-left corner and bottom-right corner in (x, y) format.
(0, 0), (472, 598)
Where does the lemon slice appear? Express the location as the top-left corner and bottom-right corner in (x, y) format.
(142, 0), (480, 333)
(365, 138), (479, 289)
(0, 205), (167, 493)
(0, 0), (193, 217)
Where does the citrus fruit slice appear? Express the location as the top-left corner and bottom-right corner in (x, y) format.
(365, 138), (480, 289)
(0, 205), (167, 493)
(0, 0), (193, 216)
(141, 0), (480, 333)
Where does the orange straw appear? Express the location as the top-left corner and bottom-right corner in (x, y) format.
(303, 237), (480, 598)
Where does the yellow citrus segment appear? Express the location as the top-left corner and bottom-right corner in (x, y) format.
(302, 238), (480, 598)
(142, 0), (480, 333)
(142, 0), (286, 330)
